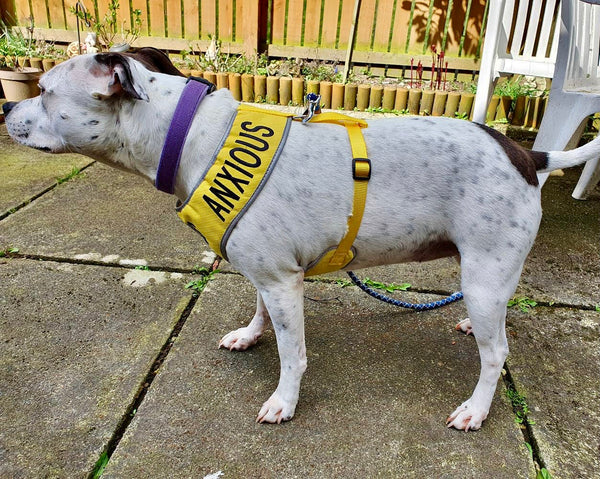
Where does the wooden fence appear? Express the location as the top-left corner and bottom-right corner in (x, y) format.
(4, 0), (488, 72)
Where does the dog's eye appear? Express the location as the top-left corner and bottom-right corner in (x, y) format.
(38, 85), (46, 94)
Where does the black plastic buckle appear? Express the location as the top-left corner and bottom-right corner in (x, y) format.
(187, 76), (216, 94)
(353, 158), (371, 181)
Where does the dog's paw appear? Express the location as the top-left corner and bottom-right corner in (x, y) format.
(256, 393), (296, 424)
(455, 318), (473, 336)
(446, 400), (488, 431)
(219, 327), (262, 351)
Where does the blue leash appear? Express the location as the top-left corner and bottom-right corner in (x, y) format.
(347, 271), (463, 311)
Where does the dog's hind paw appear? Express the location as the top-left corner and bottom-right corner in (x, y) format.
(446, 400), (488, 431)
(219, 327), (262, 351)
(455, 318), (473, 335)
(256, 393), (296, 424)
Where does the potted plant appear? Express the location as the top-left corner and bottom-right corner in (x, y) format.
(0, 23), (43, 101)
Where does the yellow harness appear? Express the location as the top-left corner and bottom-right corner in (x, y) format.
(177, 104), (371, 276)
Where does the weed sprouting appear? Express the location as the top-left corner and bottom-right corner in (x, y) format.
(56, 167), (84, 185)
(508, 297), (538, 313)
(185, 269), (219, 295)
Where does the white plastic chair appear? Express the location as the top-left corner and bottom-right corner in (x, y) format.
(534, 0), (600, 199)
(472, 0), (561, 124)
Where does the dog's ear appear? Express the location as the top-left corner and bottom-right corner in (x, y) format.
(124, 47), (185, 76)
(92, 53), (150, 101)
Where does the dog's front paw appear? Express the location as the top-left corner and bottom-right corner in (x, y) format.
(219, 327), (262, 351)
(455, 318), (473, 335)
(446, 400), (488, 431)
(256, 392), (296, 424)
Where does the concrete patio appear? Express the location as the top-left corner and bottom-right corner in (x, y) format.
(0, 120), (598, 478)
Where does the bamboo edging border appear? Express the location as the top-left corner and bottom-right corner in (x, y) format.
(1, 55), (546, 130)
(178, 71), (546, 128)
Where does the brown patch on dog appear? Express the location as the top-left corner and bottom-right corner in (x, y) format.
(410, 239), (460, 262)
(124, 47), (185, 77)
(475, 124), (548, 186)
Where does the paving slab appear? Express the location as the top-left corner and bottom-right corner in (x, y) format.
(0, 124), (93, 216)
(105, 274), (533, 478)
(507, 306), (600, 478)
(518, 166), (599, 307)
(0, 258), (192, 477)
(0, 161), (216, 270)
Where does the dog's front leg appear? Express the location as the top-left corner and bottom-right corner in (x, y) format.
(254, 272), (307, 424)
(219, 291), (270, 351)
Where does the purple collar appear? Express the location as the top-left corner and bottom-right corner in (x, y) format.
(155, 77), (214, 194)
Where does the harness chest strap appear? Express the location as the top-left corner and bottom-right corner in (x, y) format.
(176, 104), (371, 276)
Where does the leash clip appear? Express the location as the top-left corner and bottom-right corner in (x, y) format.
(295, 93), (322, 123)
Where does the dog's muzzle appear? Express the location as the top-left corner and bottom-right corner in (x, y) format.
(2, 101), (18, 117)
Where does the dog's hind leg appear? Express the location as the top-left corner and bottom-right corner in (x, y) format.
(446, 255), (523, 431)
(219, 291), (270, 351)
(254, 271), (307, 424)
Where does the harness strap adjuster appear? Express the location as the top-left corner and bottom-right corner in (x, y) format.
(353, 158), (371, 181)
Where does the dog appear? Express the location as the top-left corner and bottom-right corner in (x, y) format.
(4, 49), (598, 431)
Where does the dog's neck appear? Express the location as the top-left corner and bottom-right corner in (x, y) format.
(104, 71), (238, 201)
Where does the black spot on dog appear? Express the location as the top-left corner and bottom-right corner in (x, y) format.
(88, 119), (100, 125)
(25, 119), (32, 125)
(475, 123), (548, 186)
(90, 135), (99, 140)
(149, 76), (156, 83)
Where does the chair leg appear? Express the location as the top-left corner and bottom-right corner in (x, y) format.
(572, 157), (600, 200)
(533, 96), (591, 188)
(472, 78), (497, 124)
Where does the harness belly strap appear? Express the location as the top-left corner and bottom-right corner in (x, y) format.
(304, 118), (370, 276)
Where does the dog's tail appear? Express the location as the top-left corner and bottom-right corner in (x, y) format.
(536, 134), (600, 173)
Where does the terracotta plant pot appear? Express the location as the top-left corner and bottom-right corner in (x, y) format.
(0, 67), (42, 101)
(29, 57), (43, 70)
(42, 58), (56, 71)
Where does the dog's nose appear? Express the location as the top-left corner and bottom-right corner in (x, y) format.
(2, 101), (18, 117)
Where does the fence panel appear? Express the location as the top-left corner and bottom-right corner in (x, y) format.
(6, 0), (486, 69)
(270, 0), (487, 59)
(320, 0), (342, 48)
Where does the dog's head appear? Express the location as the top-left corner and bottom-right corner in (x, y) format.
(3, 48), (184, 155)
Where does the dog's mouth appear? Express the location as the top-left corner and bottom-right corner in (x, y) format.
(32, 145), (53, 153)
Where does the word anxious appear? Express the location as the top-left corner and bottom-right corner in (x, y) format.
(203, 122), (275, 222)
